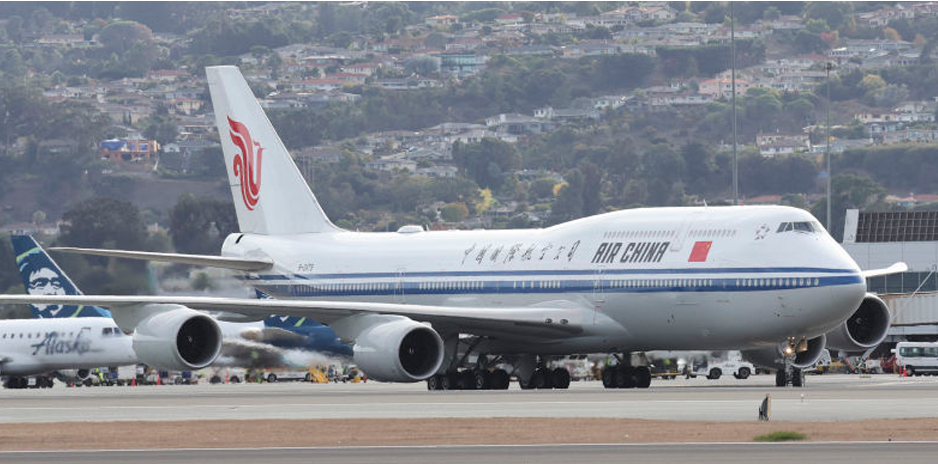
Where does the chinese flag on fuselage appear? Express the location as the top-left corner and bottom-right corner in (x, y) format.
(688, 241), (712, 262)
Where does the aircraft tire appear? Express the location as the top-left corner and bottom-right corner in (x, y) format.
(791, 368), (804, 387)
(491, 369), (510, 390)
(635, 366), (652, 389)
(615, 366), (636, 389)
(427, 375), (441, 391)
(551, 368), (571, 389)
(602, 367), (616, 388)
(775, 370), (787, 387)
(473, 370), (487, 390)
(532, 368), (551, 389)
(441, 373), (454, 390)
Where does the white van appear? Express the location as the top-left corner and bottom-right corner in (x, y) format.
(894, 342), (938, 376)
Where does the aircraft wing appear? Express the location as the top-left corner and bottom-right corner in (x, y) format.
(0, 295), (587, 339)
(49, 247), (272, 272)
(861, 262), (908, 278)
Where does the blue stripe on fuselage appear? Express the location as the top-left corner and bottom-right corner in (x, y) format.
(251, 273), (864, 299)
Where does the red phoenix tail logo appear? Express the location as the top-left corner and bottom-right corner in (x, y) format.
(227, 116), (263, 210)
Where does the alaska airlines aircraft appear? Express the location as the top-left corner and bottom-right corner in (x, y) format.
(0, 66), (905, 390)
(0, 236), (136, 388)
(12, 236), (350, 371)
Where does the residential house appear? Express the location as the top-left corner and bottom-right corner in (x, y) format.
(375, 78), (443, 90)
(426, 14), (459, 28)
(99, 138), (160, 163)
(169, 97), (203, 115)
(698, 77), (751, 99)
(533, 106), (601, 122)
(147, 69), (189, 82)
(882, 129), (938, 145)
(416, 165), (459, 179)
(560, 41), (620, 58)
(495, 13), (524, 26)
(756, 132), (810, 157)
(340, 63), (379, 76)
(434, 53), (486, 76)
(364, 155), (418, 173)
(486, 113), (551, 135)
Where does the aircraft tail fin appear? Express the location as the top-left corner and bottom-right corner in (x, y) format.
(206, 65), (339, 235)
(11, 235), (111, 319)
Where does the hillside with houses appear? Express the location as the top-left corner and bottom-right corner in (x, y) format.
(1, 1), (938, 267)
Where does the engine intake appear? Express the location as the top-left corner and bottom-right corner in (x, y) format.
(825, 293), (891, 352)
(743, 334), (827, 370)
(352, 317), (444, 382)
(132, 306), (222, 371)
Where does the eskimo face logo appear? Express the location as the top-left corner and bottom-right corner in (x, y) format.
(228, 116), (263, 210)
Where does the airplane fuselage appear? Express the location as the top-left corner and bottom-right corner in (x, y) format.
(223, 205), (866, 355)
(0, 317), (137, 376)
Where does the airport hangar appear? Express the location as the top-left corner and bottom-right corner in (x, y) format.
(843, 209), (938, 347)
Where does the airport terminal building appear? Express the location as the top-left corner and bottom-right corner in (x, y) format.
(843, 209), (938, 341)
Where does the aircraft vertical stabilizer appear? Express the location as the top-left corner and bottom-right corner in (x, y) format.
(206, 66), (339, 235)
(11, 235), (111, 319)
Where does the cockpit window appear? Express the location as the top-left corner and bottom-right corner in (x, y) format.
(777, 221), (820, 234)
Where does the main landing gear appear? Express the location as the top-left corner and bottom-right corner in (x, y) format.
(601, 353), (652, 389)
(518, 366), (571, 390)
(427, 368), (511, 391)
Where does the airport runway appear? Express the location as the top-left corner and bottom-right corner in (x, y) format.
(1, 374), (937, 423)
(2, 443), (937, 464)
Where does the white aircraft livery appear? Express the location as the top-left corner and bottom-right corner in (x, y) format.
(1, 236), (137, 388)
(0, 66), (906, 390)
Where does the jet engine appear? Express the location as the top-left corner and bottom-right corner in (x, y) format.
(742, 334), (827, 370)
(132, 307), (223, 371)
(352, 318), (444, 382)
(824, 293), (891, 352)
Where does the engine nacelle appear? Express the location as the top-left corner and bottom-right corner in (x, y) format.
(352, 317), (444, 382)
(132, 307), (222, 371)
(742, 334), (827, 370)
(825, 293), (891, 352)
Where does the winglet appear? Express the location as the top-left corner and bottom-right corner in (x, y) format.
(861, 262), (908, 278)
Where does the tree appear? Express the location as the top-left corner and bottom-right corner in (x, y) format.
(98, 20), (154, 55)
(169, 194), (238, 255)
(59, 197), (147, 250)
(440, 202), (469, 222)
(804, 2), (852, 31)
(452, 138), (520, 191)
(812, 173), (886, 241)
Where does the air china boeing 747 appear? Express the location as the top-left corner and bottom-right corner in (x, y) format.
(0, 66), (906, 390)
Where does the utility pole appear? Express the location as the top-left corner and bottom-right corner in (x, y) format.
(826, 62), (833, 232)
(731, 2), (738, 205)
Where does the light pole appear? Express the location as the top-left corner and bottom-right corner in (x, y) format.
(826, 62), (833, 232)
(731, 2), (738, 206)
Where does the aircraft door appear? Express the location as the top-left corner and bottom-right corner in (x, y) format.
(395, 268), (406, 303)
(670, 211), (702, 252)
(592, 268), (605, 308)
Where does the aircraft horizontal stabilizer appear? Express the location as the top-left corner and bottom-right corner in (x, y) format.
(0, 294), (587, 339)
(861, 262), (908, 279)
(49, 247), (272, 272)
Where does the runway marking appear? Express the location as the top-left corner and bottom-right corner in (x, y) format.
(2, 441), (937, 454)
(4, 396), (938, 415)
